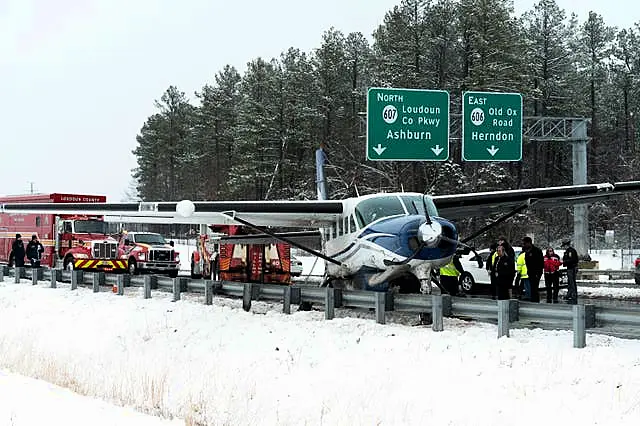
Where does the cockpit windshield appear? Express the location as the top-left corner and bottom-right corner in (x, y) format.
(354, 194), (439, 228)
(399, 195), (438, 217)
(73, 220), (108, 234)
(133, 233), (167, 245)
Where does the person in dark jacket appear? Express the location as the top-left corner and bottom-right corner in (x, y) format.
(562, 239), (579, 304)
(522, 236), (544, 303)
(10, 234), (25, 267)
(497, 236), (515, 260)
(492, 245), (515, 300)
(26, 234), (45, 268)
(486, 242), (498, 299)
(543, 247), (562, 303)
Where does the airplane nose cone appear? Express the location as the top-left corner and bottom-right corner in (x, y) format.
(418, 220), (442, 247)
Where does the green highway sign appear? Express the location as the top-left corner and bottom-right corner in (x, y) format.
(462, 91), (523, 161)
(367, 87), (449, 161)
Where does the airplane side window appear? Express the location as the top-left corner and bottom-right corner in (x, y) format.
(36, 216), (41, 227)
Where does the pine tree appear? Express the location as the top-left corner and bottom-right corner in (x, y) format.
(195, 65), (241, 199)
(231, 58), (282, 199)
(575, 11), (615, 180)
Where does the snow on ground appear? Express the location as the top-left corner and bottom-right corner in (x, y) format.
(0, 370), (181, 426)
(1, 277), (640, 425)
(570, 286), (640, 299)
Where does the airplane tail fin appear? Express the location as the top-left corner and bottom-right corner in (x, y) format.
(315, 144), (327, 201)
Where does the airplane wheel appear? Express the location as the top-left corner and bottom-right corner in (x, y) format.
(459, 272), (475, 294)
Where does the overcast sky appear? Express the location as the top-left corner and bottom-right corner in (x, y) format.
(1, 0), (638, 202)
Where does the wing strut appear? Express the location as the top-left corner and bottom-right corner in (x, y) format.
(461, 201), (532, 244)
(227, 214), (342, 266)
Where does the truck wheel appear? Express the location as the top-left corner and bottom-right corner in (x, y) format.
(63, 256), (74, 271)
(459, 272), (475, 294)
(128, 259), (138, 275)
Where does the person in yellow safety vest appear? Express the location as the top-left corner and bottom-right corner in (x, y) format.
(516, 251), (531, 301)
(439, 254), (464, 296)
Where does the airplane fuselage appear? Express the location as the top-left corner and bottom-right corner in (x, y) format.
(323, 193), (458, 291)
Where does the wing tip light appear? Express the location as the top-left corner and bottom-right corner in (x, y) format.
(176, 200), (196, 217)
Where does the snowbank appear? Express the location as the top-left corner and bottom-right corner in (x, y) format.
(0, 277), (639, 425)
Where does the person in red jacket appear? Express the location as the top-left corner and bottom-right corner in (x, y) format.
(543, 247), (562, 303)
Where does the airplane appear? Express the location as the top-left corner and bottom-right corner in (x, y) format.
(2, 151), (639, 294)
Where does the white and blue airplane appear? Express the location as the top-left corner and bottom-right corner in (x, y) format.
(1, 152), (639, 293)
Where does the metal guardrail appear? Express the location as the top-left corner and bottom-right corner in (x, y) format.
(2, 266), (640, 347)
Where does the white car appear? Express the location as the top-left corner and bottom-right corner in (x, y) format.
(291, 256), (303, 277)
(458, 246), (566, 294)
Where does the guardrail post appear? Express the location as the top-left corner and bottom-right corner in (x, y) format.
(498, 300), (511, 338)
(50, 269), (61, 288)
(325, 287), (335, 320)
(508, 299), (519, 322)
(31, 268), (39, 285)
(573, 304), (586, 349)
(584, 304), (595, 328)
(172, 277), (181, 302)
(116, 275), (125, 296)
(251, 283), (261, 301)
(71, 270), (83, 290)
(179, 277), (188, 292)
(147, 275), (158, 290)
(14, 267), (23, 283)
(0, 266), (4, 282)
(441, 294), (452, 316)
(144, 276), (156, 299)
(0, 265), (8, 280)
(242, 283), (252, 311)
(375, 291), (386, 324)
(204, 280), (213, 305)
(283, 286), (292, 314)
(432, 295), (444, 332)
(92, 272), (104, 293)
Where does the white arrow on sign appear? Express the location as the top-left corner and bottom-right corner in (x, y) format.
(373, 144), (387, 155)
(487, 145), (499, 156)
(431, 145), (444, 156)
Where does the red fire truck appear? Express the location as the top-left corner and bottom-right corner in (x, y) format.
(0, 193), (126, 271)
(117, 231), (180, 277)
(191, 225), (293, 284)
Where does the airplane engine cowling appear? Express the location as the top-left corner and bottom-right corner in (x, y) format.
(364, 215), (458, 264)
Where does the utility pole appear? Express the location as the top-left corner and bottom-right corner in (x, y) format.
(571, 120), (589, 257)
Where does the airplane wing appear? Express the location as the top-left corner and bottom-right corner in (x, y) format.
(433, 181), (640, 220)
(2, 182), (639, 227)
(0, 200), (344, 227)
